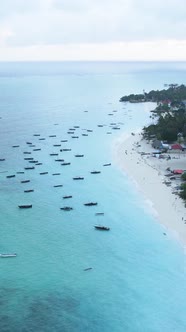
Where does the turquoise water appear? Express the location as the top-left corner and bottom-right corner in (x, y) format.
(0, 62), (186, 331)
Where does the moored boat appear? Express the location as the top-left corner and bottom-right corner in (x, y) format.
(94, 225), (110, 231)
(84, 202), (98, 206)
(18, 205), (32, 209)
(0, 253), (17, 258)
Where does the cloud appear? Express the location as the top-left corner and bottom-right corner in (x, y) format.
(0, 0), (185, 61)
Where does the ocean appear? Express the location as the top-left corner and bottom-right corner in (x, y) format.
(0, 61), (186, 332)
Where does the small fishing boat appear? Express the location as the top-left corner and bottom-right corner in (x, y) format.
(33, 134), (40, 136)
(60, 206), (73, 211)
(6, 175), (15, 178)
(50, 153), (58, 156)
(95, 212), (104, 216)
(52, 173), (61, 176)
(53, 184), (63, 187)
(73, 177), (84, 180)
(18, 205), (32, 209)
(84, 267), (92, 271)
(63, 195), (72, 199)
(94, 225), (110, 231)
(90, 171), (101, 174)
(0, 158), (5, 161)
(61, 140), (68, 142)
(21, 180), (30, 183)
(24, 167), (35, 170)
(17, 171), (24, 174)
(24, 189), (34, 193)
(40, 172), (48, 175)
(60, 148), (71, 152)
(55, 159), (64, 162)
(12, 145), (19, 148)
(49, 135), (56, 137)
(23, 152), (31, 154)
(53, 144), (61, 147)
(33, 148), (41, 151)
(82, 134), (88, 136)
(61, 162), (71, 166)
(24, 157), (34, 160)
(84, 202), (98, 206)
(0, 253), (17, 258)
(103, 163), (111, 166)
(75, 154), (84, 157)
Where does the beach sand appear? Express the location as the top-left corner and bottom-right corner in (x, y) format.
(113, 132), (186, 246)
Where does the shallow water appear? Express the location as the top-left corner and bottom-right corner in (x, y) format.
(0, 61), (186, 331)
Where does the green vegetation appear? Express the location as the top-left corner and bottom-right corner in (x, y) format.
(120, 84), (186, 103)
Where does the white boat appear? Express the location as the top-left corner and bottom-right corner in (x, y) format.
(0, 253), (17, 258)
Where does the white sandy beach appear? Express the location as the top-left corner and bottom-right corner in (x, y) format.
(113, 132), (186, 246)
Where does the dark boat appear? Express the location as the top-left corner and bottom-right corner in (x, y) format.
(24, 189), (34, 193)
(61, 140), (68, 142)
(53, 184), (63, 187)
(50, 153), (59, 156)
(0, 158), (5, 161)
(60, 206), (73, 211)
(21, 180), (30, 183)
(12, 145), (19, 148)
(87, 130), (93, 132)
(95, 212), (104, 216)
(60, 148), (71, 152)
(53, 144), (61, 147)
(24, 167), (35, 170)
(52, 173), (61, 176)
(40, 172), (48, 175)
(75, 154), (84, 157)
(49, 135), (56, 137)
(6, 175), (15, 178)
(94, 225), (110, 231)
(18, 205), (32, 209)
(84, 267), (92, 271)
(67, 131), (74, 134)
(61, 162), (71, 166)
(82, 134), (88, 136)
(17, 171), (24, 174)
(63, 195), (72, 199)
(35, 163), (42, 165)
(33, 148), (41, 151)
(74, 126), (80, 128)
(84, 202), (98, 206)
(29, 160), (38, 163)
(26, 142), (32, 145)
(97, 125), (104, 127)
(33, 134), (40, 136)
(103, 163), (111, 166)
(73, 177), (84, 180)
(24, 157), (34, 160)
(39, 138), (45, 140)
(71, 136), (79, 138)
(55, 159), (64, 162)
(23, 152), (31, 154)
(90, 171), (101, 174)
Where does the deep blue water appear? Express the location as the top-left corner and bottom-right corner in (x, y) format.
(0, 62), (186, 332)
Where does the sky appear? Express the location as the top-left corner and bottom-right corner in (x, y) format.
(0, 0), (186, 61)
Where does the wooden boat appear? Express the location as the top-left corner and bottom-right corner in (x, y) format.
(75, 154), (84, 157)
(18, 205), (32, 209)
(24, 189), (34, 193)
(24, 167), (35, 170)
(94, 225), (110, 231)
(63, 195), (72, 199)
(0, 253), (17, 258)
(60, 206), (73, 211)
(60, 148), (71, 152)
(90, 171), (101, 174)
(61, 162), (71, 166)
(21, 180), (30, 183)
(84, 202), (98, 206)
(73, 177), (84, 180)
(103, 163), (111, 166)
(6, 175), (15, 178)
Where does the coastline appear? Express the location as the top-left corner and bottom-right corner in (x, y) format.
(113, 131), (186, 246)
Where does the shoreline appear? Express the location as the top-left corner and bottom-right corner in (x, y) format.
(113, 131), (186, 246)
